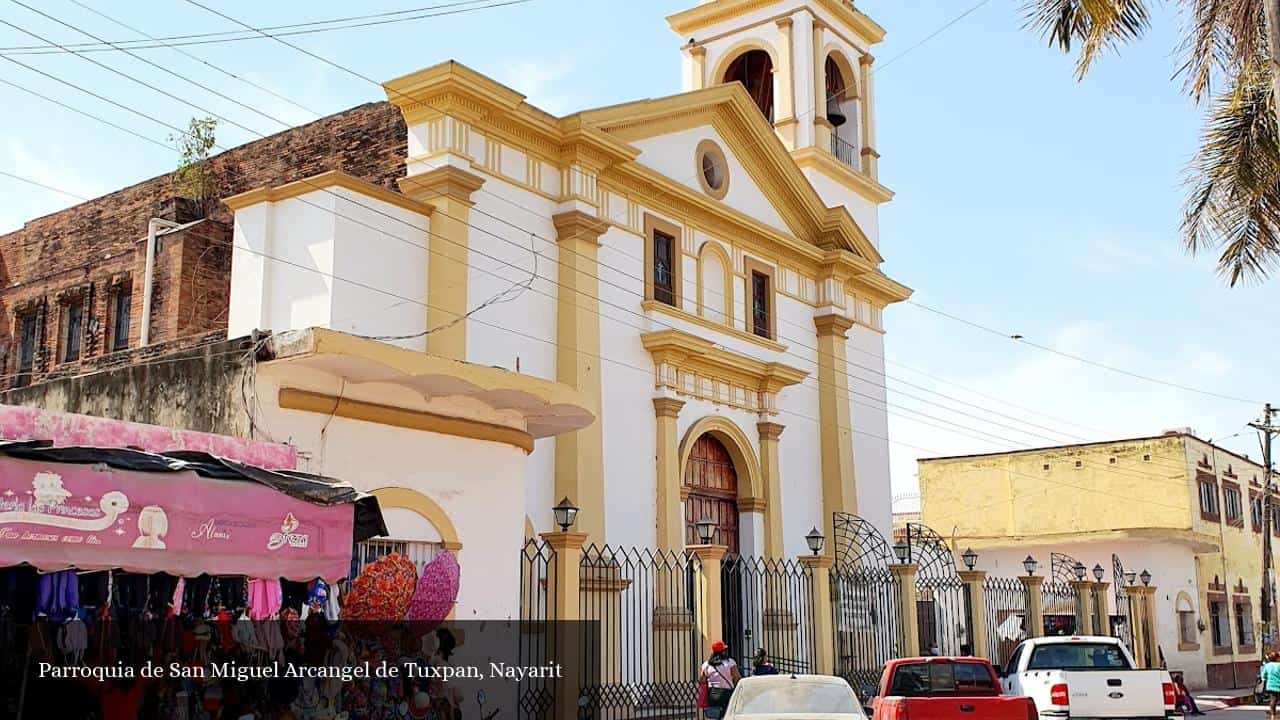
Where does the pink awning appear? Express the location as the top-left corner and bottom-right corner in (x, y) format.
(0, 455), (354, 580)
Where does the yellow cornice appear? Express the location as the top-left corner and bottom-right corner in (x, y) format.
(820, 249), (912, 305)
(640, 328), (808, 394)
(666, 0), (885, 45)
(222, 170), (434, 217)
(641, 299), (788, 354)
(398, 165), (485, 205)
(791, 146), (894, 205)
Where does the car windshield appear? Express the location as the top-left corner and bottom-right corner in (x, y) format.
(733, 680), (859, 715)
(1026, 643), (1131, 670)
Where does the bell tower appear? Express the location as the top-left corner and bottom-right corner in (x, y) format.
(667, 0), (886, 194)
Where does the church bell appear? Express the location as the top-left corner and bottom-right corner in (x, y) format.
(826, 94), (847, 127)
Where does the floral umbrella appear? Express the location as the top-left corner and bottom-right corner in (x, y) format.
(342, 552), (418, 620)
(406, 550), (460, 625)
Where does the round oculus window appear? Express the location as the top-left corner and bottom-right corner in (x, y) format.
(695, 139), (729, 200)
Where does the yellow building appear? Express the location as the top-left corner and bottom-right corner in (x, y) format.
(918, 431), (1277, 690)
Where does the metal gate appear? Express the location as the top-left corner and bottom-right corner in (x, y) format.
(721, 555), (816, 675)
(1043, 552), (1081, 636)
(982, 575), (1027, 670)
(902, 523), (971, 656)
(579, 544), (703, 720)
(1112, 554), (1133, 649)
(519, 538), (558, 720)
(831, 513), (901, 698)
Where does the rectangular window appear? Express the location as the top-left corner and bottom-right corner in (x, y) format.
(643, 215), (682, 309)
(1224, 484), (1243, 525)
(15, 313), (37, 388)
(1210, 600), (1230, 650)
(1178, 610), (1197, 646)
(110, 290), (130, 352)
(1200, 478), (1220, 519)
(652, 230), (676, 306)
(1252, 495), (1265, 532)
(61, 300), (83, 362)
(750, 271), (770, 339)
(1235, 601), (1255, 648)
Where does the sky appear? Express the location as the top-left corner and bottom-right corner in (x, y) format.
(0, 0), (1277, 509)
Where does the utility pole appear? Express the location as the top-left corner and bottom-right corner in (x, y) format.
(1252, 403), (1278, 655)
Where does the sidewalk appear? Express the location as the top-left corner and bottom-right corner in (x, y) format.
(1194, 687), (1255, 711)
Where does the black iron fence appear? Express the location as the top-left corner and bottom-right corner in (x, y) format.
(721, 554), (816, 676)
(579, 544), (703, 720)
(916, 575), (970, 656)
(982, 575), (1027, 670)
(831, 565), (901, 699)
(1041, 581), (1079, 636)
(518, 538), (558, 720)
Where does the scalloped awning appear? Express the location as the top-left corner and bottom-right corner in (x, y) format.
(263, 328), (594, 441)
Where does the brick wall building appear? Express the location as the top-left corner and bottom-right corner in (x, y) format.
(0, 101), (406, 389)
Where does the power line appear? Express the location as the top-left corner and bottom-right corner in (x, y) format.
(0, 0), (531, 54)
(0, 169), (88, 199)
(875, 0), (994, 72)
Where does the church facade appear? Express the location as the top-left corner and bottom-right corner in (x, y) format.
(224, 0), (909, 561)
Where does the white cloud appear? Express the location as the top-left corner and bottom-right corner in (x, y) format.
(0, 136), (108, 233)
(496, 56), (578, 115)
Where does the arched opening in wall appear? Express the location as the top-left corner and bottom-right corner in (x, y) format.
(824, 54), (859, 166)
(724, 50), (774, 123)
(358, 487), (460, 577)
(683, 433), (742, 553)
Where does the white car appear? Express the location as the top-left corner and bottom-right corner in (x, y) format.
(724, 674), (868, 720)
(999, 635), (1180, 719)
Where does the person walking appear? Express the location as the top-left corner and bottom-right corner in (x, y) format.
(752, 648), (779, 676)
(697, 640), (740, 719)
(1262, 651), (1280, 720)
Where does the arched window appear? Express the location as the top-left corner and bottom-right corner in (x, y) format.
(723, 50), (774, 122)
(824, 54), (859, 166)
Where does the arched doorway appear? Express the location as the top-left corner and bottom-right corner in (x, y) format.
(723, 50), (774, 122)
(683, 433), (741, 552)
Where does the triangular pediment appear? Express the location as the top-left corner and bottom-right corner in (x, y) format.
(576, 84), (882, 265)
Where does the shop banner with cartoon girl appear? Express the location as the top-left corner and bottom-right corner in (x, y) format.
(0, 455), (355, 580)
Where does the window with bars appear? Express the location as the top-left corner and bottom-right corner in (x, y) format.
(1209, 599), (1230, 650)
(14, 312), (37, 387)
(61, 300), (83, 363)
(1223, 484), (1243, 525)
(352, 538), (444, 578)
(1252, 495), (1264, 532)
(1235, 600), (1255, 648)
(110, 290), (131, 352)
(1199, 478), (1220, 520)
(1178, 610), (1197, 646)
(750, 270), (770, 339)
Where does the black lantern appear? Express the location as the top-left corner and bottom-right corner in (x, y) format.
(1124, 570), (1137, 586)
(1092, 564), (1105, 582)
(695, 516), (717, 545)
(1022, 555), (1038, 576)
(962, 547), (978, 571)
(552, 496), (579, 532)
(1073, 562), (1086, 581)
(1140, 569), (1151, 586)
(892, 540), (909, 564)
(805, 527), (825, 556)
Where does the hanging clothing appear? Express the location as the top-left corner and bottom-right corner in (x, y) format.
(248, 578), (282, 620)
(36, 569), (79, 622)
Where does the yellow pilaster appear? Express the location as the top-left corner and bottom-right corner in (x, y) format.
(539, 530), (586, 720)
(801, 553), (836, 674)
(654, 397), (686, 552)
(1129, 585), (1156, 668)
(1021, 575), (1045, 639)
(1091, 582), (1111, 635)
(398, 166), (485, 361)
(1070, 580), (1095, 636)
(812, 20), (831, 151)
(858, 53), (878, 179)
(690, 46), (707, 91)
(815, 313), (857, 538)
(690, 544), (728, 660)
(757, 421), (786, 558)
(960, 570), (988, 659)
(552, 210), (609, 543)
(774, 17), (796, 149)
(891, 563), (920, 656)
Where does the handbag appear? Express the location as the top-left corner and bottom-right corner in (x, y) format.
(696, 678), (709, 709)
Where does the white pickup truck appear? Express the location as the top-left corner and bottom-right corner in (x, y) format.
(999, 635), (1180, 719)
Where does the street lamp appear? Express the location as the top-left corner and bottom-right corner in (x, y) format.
(1022, 555), (1038, 576)
(695, 516), (717, 545)
(1140, 569), (1151, 586)
(892, 540), (909, 564)
(805, 527), (825, 556)
(552, 497), (579, 532)
(1073, 562), (1086, 581)
(1124, 570), (1137, 587)
(962, 547), (978, 571)
(1092, 564), (1105, 582)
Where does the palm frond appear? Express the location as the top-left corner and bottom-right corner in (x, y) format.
(1182, 58), (1280, 285)
(1021, 0), (1152, 78)
(1176, 0), (1264, 103)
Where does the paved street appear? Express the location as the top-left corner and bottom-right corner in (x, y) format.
(1212, 706), (1269, 718)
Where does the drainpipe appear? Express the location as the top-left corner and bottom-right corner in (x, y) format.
(140, 218), (179, 346)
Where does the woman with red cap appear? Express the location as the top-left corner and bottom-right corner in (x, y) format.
(697, 640), (740, 719)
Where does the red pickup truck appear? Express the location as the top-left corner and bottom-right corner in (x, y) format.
(870, 657), (1037, 720)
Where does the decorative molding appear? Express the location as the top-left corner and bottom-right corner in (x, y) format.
(223, 169), (434, 217)
(552, 209), (609, 244)
(814, 312), (855, 338)
(641, 328), (807, 414)
(370, 486), (463, 552)
(652, 396), (686, 419)
(399, 165), (485, 205)
(757, 421), (785, 441)
(641, 300), (786, 353)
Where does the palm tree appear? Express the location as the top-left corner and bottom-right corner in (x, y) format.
(1023, 0), (1280, 285)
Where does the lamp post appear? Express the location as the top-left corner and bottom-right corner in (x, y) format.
(805, 527), (825, 556)
(1073, 562), (1086, 581)
(1022, 555), (1038, 576)
(892, 540), (909, 564)
(1092, 564), (1105, 582)
(1139, 569), (1151, 587)
(552, 496), (579, 532)
(1124, 570), (1137, 587)
(695, 516), (717, 545)
(962, 547), (978, 571)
